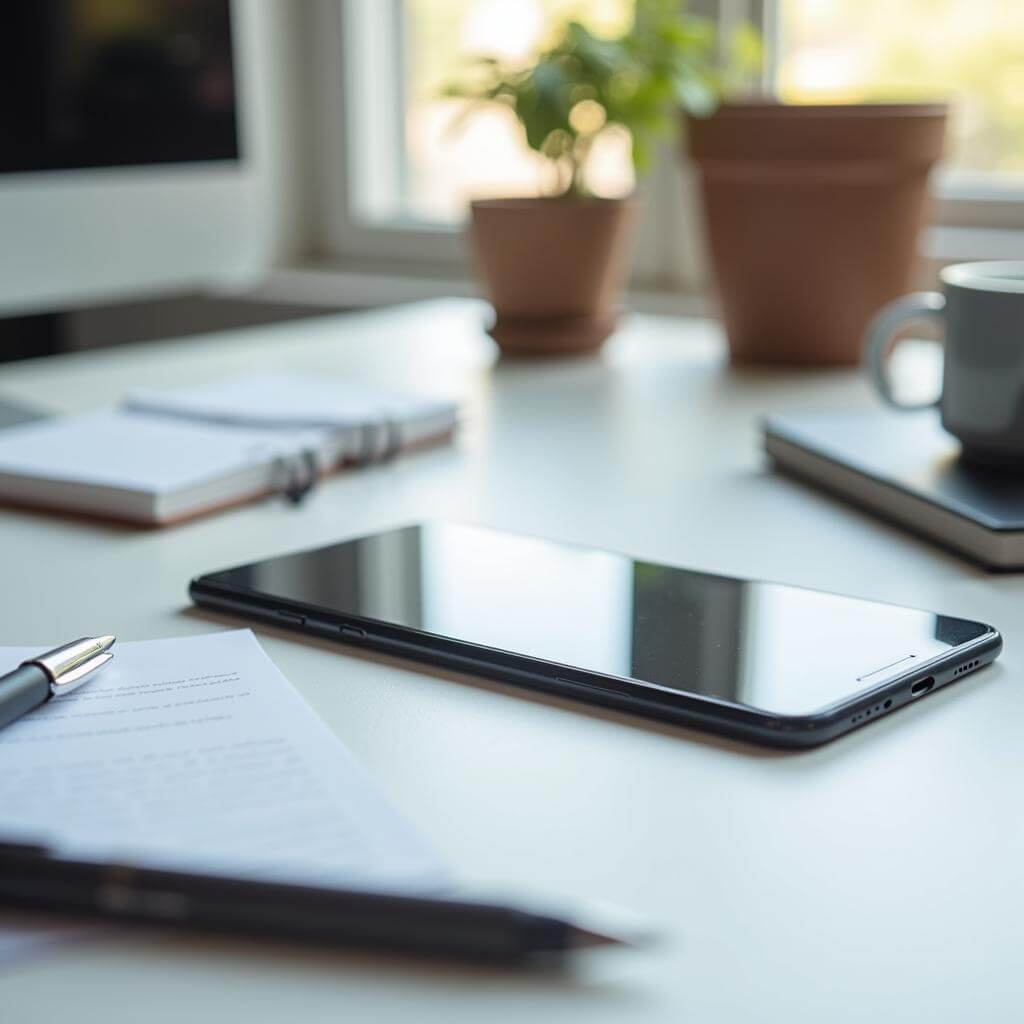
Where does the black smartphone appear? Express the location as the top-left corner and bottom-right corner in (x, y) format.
(189, 523), (1001, 749)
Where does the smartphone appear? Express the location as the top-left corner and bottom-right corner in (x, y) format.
(189, 523), (1001, 749)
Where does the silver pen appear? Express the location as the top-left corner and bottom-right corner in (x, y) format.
(0, 635), (115, 730)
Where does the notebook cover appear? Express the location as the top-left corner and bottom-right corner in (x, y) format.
(765, 409), (1024, 534)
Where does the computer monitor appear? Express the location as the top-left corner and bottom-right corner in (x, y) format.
(0, 0), (266, 316)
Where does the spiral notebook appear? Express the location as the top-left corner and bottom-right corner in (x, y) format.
(0, 375), (458, 526)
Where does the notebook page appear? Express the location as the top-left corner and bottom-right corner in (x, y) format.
(0, 631), (446, 892)
(125, 373), (457, 432)
(0, 411), (331, 495)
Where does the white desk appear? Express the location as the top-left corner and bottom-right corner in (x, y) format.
(0, 299), (1019, 1021)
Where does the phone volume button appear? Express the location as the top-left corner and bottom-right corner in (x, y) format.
(277, 610), (306, 625)
(340, 625), (367, 639)
(555, 676), (604, 694)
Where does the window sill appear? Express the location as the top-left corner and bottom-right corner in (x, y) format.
(924, 226), (1024, 264)
(247, 222), (1022, 320)
(246, 261), (713, 318)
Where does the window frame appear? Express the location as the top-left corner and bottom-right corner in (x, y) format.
(315, 0), (465, 266)
(316, 0), (702, 290)
(313, 0), (1024, 294)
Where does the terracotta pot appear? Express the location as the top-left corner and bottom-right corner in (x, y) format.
(687, 102), (948, 366)
(468, 197), (638, 355)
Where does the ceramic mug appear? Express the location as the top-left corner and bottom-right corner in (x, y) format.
(864, 261), (1024, 467)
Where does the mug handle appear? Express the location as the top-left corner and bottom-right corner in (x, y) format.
(863, 292), (946, 410)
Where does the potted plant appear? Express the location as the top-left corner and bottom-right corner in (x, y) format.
(446, 0), (760, 356)
(686, 102), (948, 366)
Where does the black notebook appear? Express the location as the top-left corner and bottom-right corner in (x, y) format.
(764, 409), (1024, 570)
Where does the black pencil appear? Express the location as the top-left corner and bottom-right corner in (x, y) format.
(0, 841), (652, 963)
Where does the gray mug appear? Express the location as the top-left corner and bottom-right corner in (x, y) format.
(865, 261), (1024, 467)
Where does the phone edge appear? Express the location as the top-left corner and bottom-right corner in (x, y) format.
(189, 577), (1002, 752)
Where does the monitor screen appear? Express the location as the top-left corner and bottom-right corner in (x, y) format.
(1, 1), (238, 175)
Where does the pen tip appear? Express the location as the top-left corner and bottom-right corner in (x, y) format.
(566, 905), (659, 950)
(97, 635), (116, 651)
(568, 923), (659, 950)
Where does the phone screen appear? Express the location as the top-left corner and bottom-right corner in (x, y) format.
(203, 524), (992, 716)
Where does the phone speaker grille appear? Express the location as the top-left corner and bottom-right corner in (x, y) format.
(953, 659), (980, 676)
(851, 698), (894, 726)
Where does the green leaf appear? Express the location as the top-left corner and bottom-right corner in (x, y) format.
(436, 0), (762, 186)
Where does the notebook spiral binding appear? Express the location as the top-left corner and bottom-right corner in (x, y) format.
(273, 449), (319, 505)
(355, 419), (402, 466)
(273, 419), (401, 506)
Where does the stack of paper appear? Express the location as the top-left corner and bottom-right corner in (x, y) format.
(0, 631), (446, 890)
(0, 630), (447, 965)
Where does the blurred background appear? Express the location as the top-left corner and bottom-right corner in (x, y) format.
(1, 0), (1021, 361)
(377, 0), (1024, 220)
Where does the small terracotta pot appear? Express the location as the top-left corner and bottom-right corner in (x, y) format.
(468, 197), (638, 355)
(686, 102), (948, 366)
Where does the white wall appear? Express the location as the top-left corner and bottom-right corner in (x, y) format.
(0, 0), (318, 318)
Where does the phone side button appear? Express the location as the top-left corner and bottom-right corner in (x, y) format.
(340, 625), (368, 639)
(555, 677), (608, 695)
(277, 610), (306, 625)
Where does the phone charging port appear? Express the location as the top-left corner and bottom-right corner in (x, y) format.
(911, 677), (935, 697)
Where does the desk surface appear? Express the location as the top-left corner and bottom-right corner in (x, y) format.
(0, 300), (1018, 1021)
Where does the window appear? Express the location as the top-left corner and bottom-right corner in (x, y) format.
(339, 0), (634, 232)
(322, 0), (1024, 280)
(771, 0), (1024, 225)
